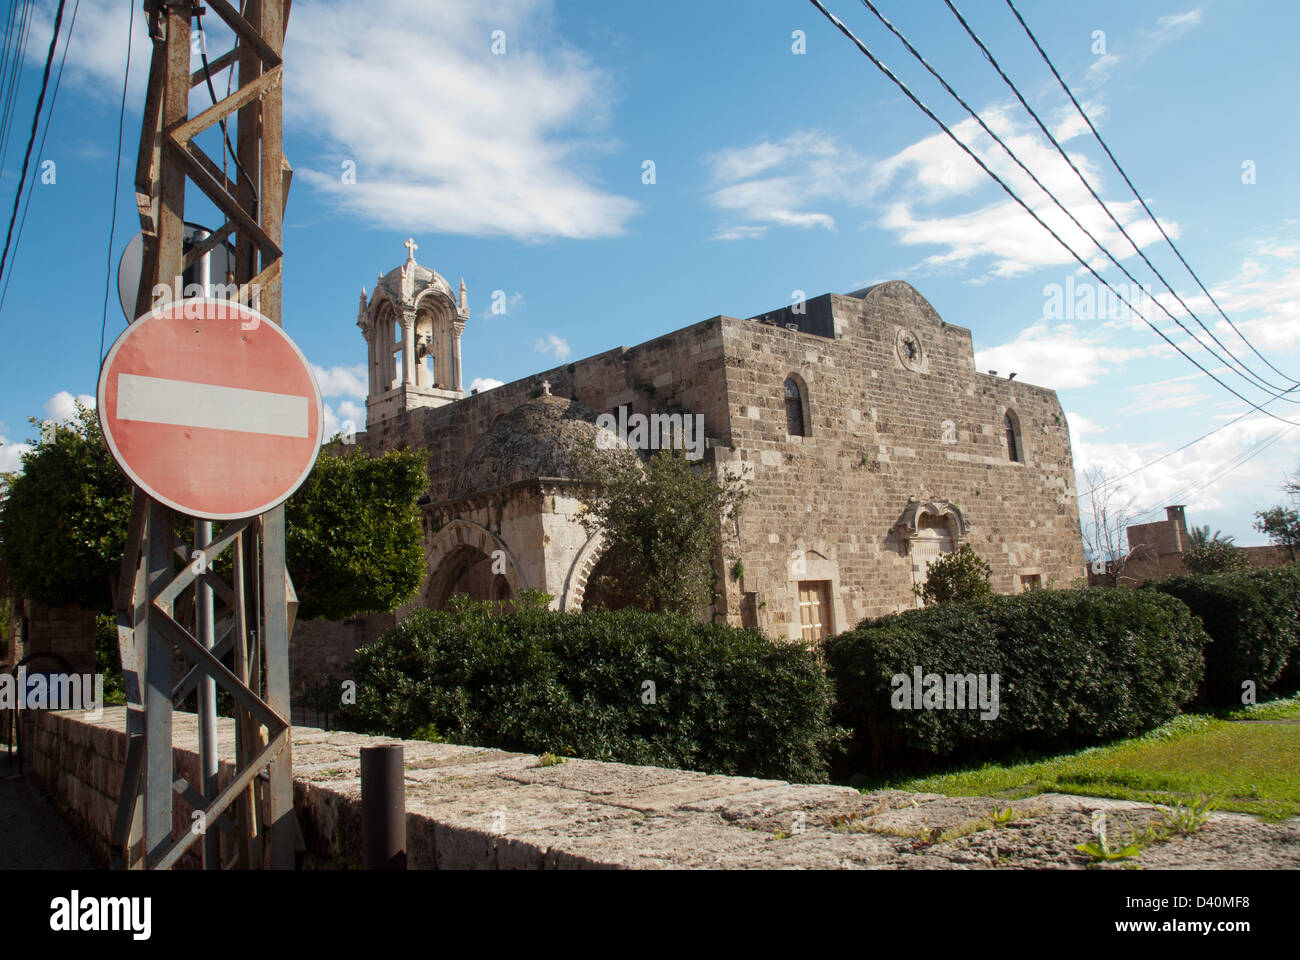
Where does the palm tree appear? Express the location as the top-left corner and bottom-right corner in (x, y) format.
(1189, 524), (1235, 546)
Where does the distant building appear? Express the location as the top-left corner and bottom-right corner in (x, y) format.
(1096, 505), (1290, 585)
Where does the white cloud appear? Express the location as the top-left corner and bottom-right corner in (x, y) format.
(26, 0), (155, 104)
(705, 102), (1178, 276)
(312, 364), (368, 398)
(1071, 414), (1296, 520)
(1118, 376), (1210, 415)
(974, 323), (1148, 389)
(285, 0), (638, 240)
(0, 435), (31, 473)
(704, 131), (868, 240)
(43, 391), (95, 423)
(336, 400), (366, 429)
(1147, 9), (1204, 44)
(469, 377), (505, 393)
(533, 334), (570, 361)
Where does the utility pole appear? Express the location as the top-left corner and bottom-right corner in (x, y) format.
(109, 0), (295, 870)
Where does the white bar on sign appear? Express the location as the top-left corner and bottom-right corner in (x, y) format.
(116, 373), (309, 438)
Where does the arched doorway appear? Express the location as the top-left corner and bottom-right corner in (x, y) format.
(579, 550), (641, 612)
(425, 544), (512, 610)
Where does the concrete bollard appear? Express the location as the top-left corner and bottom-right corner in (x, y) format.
(360, 744), (406, 869)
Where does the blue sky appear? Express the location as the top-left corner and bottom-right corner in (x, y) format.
(1, 0), (1297, 547)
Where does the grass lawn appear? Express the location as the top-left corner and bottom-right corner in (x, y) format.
(882, 696), (1300, 821)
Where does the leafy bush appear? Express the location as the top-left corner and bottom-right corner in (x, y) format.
(1146, 565), (1300, 704)
(285, 445), (428, 621)
(824, 588), (1206, 771)
(915, 543), (992, 606)
(1182, 540), (1248, 575)
(342, 597), (843, 783)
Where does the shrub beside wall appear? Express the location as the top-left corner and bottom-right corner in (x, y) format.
(824, 588), (1207, 771)
(343, 600), (843, 784)
(1146, 564), (1300, 705)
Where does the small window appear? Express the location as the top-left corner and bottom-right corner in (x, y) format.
(784, 377), (806, 437)
(1004, 412), (1022, 463)
(1020, 574), (1042, 592)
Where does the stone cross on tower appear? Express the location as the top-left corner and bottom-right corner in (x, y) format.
(404, 237), (418, 261)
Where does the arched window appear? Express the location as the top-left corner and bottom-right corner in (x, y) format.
(784, 377), (807, 437)
(1004, 412), (1022, 463)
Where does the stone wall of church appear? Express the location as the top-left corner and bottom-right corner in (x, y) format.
(711, 282), (1084, 638)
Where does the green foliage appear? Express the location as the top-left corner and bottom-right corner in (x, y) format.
(0, 405), (428, 625)
(0, 596), (11, 658)
(1181, 539), (1248, 575)
(0, 404), (133, 610)
(1146, 565), (1300, 704)
(1255, 506), (1300, 562)
(824, 588), (1207, 770)
(284, 445), (429, 621)
(576, 443), (747, 615)
(1188, 524), (1234, 546)
(1076, 817), (1145, 865)
(342, 599), (843, 783)
(914, 543), (993, 606)
(94, 614), (126, 706)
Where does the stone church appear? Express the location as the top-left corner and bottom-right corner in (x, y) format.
(291, 241), (1085, 694)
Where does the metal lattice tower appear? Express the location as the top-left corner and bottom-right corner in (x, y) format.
(111, 0), (294, 870)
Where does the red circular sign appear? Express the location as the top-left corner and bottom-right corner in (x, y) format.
(98, 298), (323, 521)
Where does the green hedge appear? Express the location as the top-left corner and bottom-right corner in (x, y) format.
(342, 601), (843, 783)
(823, 588), (1206, 770)
(1146, 564), (1300, 705)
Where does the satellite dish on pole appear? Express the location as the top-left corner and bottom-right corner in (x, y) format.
(117, 223), (236, 323)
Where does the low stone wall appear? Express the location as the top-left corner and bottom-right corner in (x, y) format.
(18, 706), (879, 869)
(18, 707), (1300, 869)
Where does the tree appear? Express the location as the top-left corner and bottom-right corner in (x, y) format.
(575, 442), (748, 616)
(914, 543), (992, 606)
(1079, 466), (1147, 586)
(1188, 524), (1234, 546)
(0, 405), (133, 609)
(0, 400), (428, 620)
(1254, 506), (1300, 561)
(1182, 539), (1248, 575)
(285, 444), (428, 620)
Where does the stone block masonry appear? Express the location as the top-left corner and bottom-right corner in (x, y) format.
(19, 707), (1300, 869)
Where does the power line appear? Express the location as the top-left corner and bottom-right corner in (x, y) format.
(805, 0), (1300, 427)
(0, 0), (79, 317)
(0, 0), (37, 177)
(99, 0), (134, 365)
(0, 0), (67, 288)
(1078, 398), (1281, 499)
(1003, 0), (1299, 387)
(859, 0), (1300, 405)
(944, 0), (1300, 399)
(1123, 424), (1296, 526)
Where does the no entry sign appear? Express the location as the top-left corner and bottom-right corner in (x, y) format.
(98, 298), (323, 521)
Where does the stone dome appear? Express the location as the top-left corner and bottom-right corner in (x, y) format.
(376, 261), (456, 307)
(450, 393), (634, 499)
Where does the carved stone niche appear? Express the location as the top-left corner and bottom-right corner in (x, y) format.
(894, 499), (969, 554)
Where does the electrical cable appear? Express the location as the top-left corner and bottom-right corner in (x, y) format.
(941, 0), (1300, 398)
(1004, 0), (1298, 386)
(0, 0), (66, 287)
(804, 0), (1300, 427)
